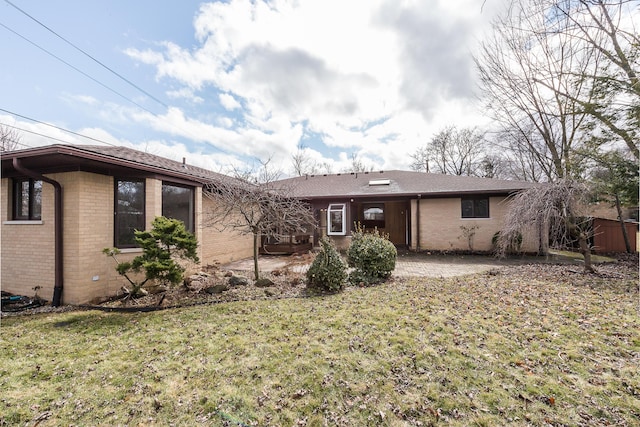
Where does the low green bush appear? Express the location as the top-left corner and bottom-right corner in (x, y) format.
(306, 237), (347, 292)
(347, 225), (397, 285)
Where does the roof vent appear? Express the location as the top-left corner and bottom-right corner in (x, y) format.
(369, 179), (390, 186)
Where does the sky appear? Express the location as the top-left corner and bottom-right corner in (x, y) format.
(0, 0), (506, 177)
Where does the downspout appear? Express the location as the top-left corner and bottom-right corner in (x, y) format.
(12, 158), (64, 306)
(416, 194), (421, 251)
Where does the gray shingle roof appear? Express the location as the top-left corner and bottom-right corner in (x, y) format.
(75, 145), (233, 184)
(277, 170), (536, 199)
(1, 144), (238, 186)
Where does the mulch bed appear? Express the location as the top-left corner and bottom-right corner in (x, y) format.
(2, 252), (637, 317)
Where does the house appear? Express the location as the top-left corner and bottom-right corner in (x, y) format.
(275, 170), (539, 252)
(1, 144), (253, 306)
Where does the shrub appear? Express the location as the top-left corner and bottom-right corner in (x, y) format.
(492, 231), (523, 255)
(347, 225), (397, 285)
(306, 237), (347, 292)
(104, 216), (199, 298)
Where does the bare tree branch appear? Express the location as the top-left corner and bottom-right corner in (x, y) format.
(497, 180), (595, 272)
(1, 124), (21, 152)
(202, 175), (314, 280)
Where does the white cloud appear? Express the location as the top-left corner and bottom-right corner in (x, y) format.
(123, 0), (499, 170)
(219, 93), (241, 110)
(166, 88), (204, 103)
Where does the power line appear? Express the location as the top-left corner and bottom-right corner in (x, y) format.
(0, 22), (158, 118)
(3, 0), (169, 109)
(0, 4), (230, 156)
(0, 122), (75, 146)
(0, 109), (118, 147)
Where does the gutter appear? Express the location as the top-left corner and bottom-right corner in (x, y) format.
(12, 158), (64, 306)
(416, 194), (421, 251)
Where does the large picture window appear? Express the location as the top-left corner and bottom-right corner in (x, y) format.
(162, 182), (194, 232)
(461, 197), (489, 218)
(13, 178), (42, 220)
(115, 178), (145, 248)
(327, 203), (346, 235)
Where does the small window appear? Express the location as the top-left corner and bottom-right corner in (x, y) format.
(115, 179), (145, 248)
(327, 204), (346, 235)
(362, 203), (385, 229)
(13, 178), (42, 220)
(162, 183), (194, 232)
(461, 197), (489, 218)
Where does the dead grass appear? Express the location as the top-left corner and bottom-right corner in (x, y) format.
(0, 262), (638, 426)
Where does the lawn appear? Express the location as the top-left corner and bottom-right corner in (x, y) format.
(1, 263), (638, 426)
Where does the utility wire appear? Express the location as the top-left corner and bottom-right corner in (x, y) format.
(0, 122), (75, 146)
(0, 22), (158, 118)
(3, 0), (169, 109)
(0, 109), (119, 147)
(0, 4), (229, 155)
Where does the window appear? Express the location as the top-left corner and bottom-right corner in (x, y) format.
(461, 197), (489, 218)
(13, 178), (42, 220)
(162, 183), (194, 232)
(327, 204), (346, 235)
(115, 179), (145, 248)
(362, 203), (385, 229)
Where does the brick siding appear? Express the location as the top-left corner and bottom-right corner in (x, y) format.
(1, 172), (254, 305)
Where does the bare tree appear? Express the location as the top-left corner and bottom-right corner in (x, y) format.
(343, 152), (375, 173)
(411, 126), (486, 176)
(1, 124), (21, 152)
(291, 143), (322, 176)
(202, 175), (314, 281)
(475, 0), (597, 181)
(497, 180), (595, 272)
(537, 0), (639, 159)
(410, 146), (431, 173)
(233, 155), (282, 184)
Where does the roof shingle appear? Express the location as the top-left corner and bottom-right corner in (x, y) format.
(276, 170), (536, 199)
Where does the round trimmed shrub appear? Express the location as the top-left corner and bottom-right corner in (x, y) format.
(306, 237), (347, 292)
(347, 227), (397, 285)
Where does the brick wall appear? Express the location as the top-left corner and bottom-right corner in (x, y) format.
(410, 196), (538, 252)
(199, 196), (254, 266)
(1, 177), (55, 300)
(2, 173), (255, 305)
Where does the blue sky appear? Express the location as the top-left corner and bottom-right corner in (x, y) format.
(1, 0), (503, 176)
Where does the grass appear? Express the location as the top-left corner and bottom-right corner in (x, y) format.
(1, 264), (638, 426)
(548, 249), (617, 263)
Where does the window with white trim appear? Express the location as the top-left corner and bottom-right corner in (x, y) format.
(327, 203), (346, 235)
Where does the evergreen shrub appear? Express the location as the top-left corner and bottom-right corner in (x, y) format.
(347, 225), (397, 285)
(306, 237), (347, 292)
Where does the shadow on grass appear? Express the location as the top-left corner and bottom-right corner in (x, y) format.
(51, 311), (133, 331)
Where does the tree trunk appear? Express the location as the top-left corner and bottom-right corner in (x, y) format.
(578, 233), (594, 273)
(615, 193), (632, 253)
(253, 232), (260, 281)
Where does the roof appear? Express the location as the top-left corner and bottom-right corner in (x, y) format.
(276, 170), (537, 199)
(1, 144), (237, 186)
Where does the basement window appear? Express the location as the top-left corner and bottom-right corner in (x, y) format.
(327, 204), (346, 235)
(12, 178), (42, 220)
